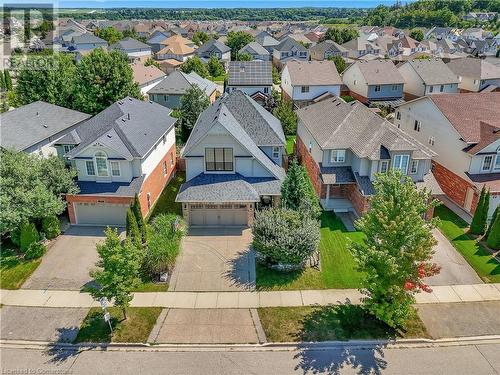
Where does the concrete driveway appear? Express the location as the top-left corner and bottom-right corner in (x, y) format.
(0, 306), (88, 342)
(425, 229), (483, 286)
(22, 226), (113, 291)
(168, 227), (255, 291)
(151, 308), (261, 344)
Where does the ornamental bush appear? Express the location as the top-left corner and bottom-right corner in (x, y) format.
(470, 186), (488, 235)
(42, 216), (61, 239)
(20, 221), (40, 252)
(486, 213), (500, 249)
(25, 241), (47, 260)
(251, 207), (320, 266)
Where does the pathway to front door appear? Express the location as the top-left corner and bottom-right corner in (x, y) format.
(168, 227), (255, 291)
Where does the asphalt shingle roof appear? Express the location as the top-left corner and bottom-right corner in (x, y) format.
(77, 175), (145, 197)
(352, 60), (405, 85)
(0, 101), (91, 151)
(404, 59), (459, 85)
(274, 37), (307, 52)
(239, 42), (270, 56)
(297, 97), (436, 160)
(310, 40), (347, 54)
(71, 34), (107, 45)
(110, 37), (151, 51)
(147, 70), (217, 96)
(196, 39), (231, 55)
(64, 97), (176, 159)
(446, 57), (500, 80)
(286, 61), (342, 86)
(319, 166), (355, 184)
(228, 61), (272, 86)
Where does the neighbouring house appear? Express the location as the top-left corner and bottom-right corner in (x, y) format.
(341, 36), (382, 59)
(272, 37), (309, 69)
(148, 70), (218, 109)
(110, 37), (152, 63)
(155, 34), (196, 62)
(226, 61), (273, 104)
(342, 60), (405, 105)
(176, 90), (286, 227)
(255, 30), (280, 53)
(58, 97), (177, 226)
(398, 58), (459, 100)
(386, 35), (427, 57)
(309, 40), (348, 61)
(395, 93), (500, 218)
(147, 30), (171, 53)
(296, 97), (437, 216)
(68, 33), (108, 51)
(239, 42), (271, 61)
(130, 62), (166, 96)
(446, 57), (500, 93)
(0, 101), (91, 157)
(281, 61), (342, 107)
(196, 39), (231, 65)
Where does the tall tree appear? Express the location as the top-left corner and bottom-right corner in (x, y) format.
(350, 170), (440, 328)
(273, 99), (297, 136)
(95, 27), (123, 44)
(280, 160), (321, 219)
(0, 70), (5, 92)
(470, 186), (488, 235)
(90, 228), (143, 320)
(226, 31), (254, 59)
(178, 85), (211, 142)
(192, 31), (209, 46)
(207, 55), (225, 78)
(487, 212), (500, 249)
(328, 55), (346, 73)
(131, 194), (146, 244)
(73, 48), (141, 115)
(126, 207), (141, 247)
(180, 55), (209, 78)
(409, 29), (424, 41)
(486, 205), (499, 238)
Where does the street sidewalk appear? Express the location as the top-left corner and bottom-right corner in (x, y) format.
(1, 283), (500, 308)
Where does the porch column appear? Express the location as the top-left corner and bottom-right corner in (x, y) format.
(326, 184), (330, 201)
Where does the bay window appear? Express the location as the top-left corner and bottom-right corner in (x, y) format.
(205, 147), (233, 172)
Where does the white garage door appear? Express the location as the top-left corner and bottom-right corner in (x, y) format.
(74, 202), (128, 226)
(189, 203), (248, 227)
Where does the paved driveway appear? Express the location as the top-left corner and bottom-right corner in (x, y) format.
(22, 226), (113, 291)
(425, 229), (483, 286)
(168, 227), (255, 291)
(0, 306), (88, 342)
(151, 308), (260, 344)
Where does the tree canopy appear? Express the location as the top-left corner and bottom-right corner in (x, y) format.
(207, 55), (225, 78)
(192, 31), (210, 46)
(321, 27), (358, 44)
(178, 85), (211, 142)
(95, 27), (124, 44)
(180, 55), (210, 78)
(226, 31), (255, 59)
(273, 99), (297, 136)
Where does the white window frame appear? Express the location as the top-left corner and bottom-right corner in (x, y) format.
(428, 136), (435, 146)
(391, 84), (399, 91)
(330, 149), (346, 163)
(272, 146), (280, 159)
(414, 120), (421, 132)
(110, 161), (121, 177)
(63, 145), (74, 154)
(482, 155), (493, 171)
(494, 152), (500, 171)
(94, 152), (109, 177)
(374, 85), (381, 92)
(163, 160), (168, 176)
(429, 85), (434, 93)
(379, 160), (389, 173)
(393, 154), (410, 174)
(396, 111), (401, 120)
(409, 159), (419, 175)
(301, 86), (309, 93)
(85, 160), (96, 176)
(440, 85), (444, 92)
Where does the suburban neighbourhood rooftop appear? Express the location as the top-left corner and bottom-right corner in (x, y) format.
(286, 61), (342, 86)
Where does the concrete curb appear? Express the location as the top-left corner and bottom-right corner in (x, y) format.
(2, 335), (500, 352)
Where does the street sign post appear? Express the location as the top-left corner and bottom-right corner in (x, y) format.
(104, 311), (113, 333)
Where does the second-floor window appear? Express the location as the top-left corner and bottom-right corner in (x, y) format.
(440, 85), (444, 92)
(63, 145), (74, 154)
(272, 146), (280, 159)
(409, 160), (419, 174)
(374, 85), (381, 92)
(379, 160), (389, 173)
(391, 84), (399, 91)
(495, 150), (500, 171)
(86, 160), (96, 176)
(163, 160), (168, 176)
(429, 86), (434, 93)
(205, 147), (233, 172)
(393, 154), (410, 174)
(414, 120), (421, 132)
(95, 151), (109, 177)
(482, 155), (493, 171)
(330, 150), (346, 163)
(396, 111), (401, 120)
(301, 86), (309, 93)
(110, 161), (121, 177)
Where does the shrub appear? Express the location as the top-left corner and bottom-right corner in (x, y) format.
(487, 213), (500, 249)
(486, 205), (499, 238)
(470, 186), (488, 235)
(42, 216), (61, 239)
(144, 214), (185, 278)
(20, 221), (40, 252)
(126, 207), (141, 247)
(10, 228), (21, 247)
(252, 207), (320, 266)
(24, 241), (46, 260)
(131, 194), (146, 244)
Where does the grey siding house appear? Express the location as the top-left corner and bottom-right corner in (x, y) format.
(239, 42), (271, 61)
(196, 39), (231, 64)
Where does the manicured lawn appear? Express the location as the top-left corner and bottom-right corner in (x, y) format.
(0, 243), (41, 290)
(434, 205), (500, 283)
(286, 135), (296, 155)
(258, 306), (428, 342)
(256, 212), (365, 290)
(74, 307), (162, 343)
(133, 281), (168, 292)
(147, 171), (185, 220)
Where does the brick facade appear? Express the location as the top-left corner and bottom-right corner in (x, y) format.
(67, 143), (177, 224)
(346, 184), (371, 215)
(296, 136), (322, 196)
(432, 161), (479, 214)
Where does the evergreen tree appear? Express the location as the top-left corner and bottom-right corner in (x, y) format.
(4, 70), (12, 91)
(131, 194), (146, 244)
(486, 205), (499, 238)
(470, 187), (488, 235)
(126, 207), (141, 247)
(0, 70), (5, 92)
(487, 212), (500, 249)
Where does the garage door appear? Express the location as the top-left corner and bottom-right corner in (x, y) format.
(74, 202), (128, 226)
(189, 203), (248, 227)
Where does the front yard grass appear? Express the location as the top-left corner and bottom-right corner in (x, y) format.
(0, 242), (42, 290)
(434, 205), (500, 283)
(147, 171), (185, 220)
(256, 212), (365, 290)
(258, 305), (428, 342)
(74, 307), (161, 343)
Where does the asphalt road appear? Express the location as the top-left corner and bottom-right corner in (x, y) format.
(1, 343), (499, 375)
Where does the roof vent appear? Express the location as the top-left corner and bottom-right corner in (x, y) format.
(43, 124), (48, 128)
(107, 134), (112, 138)
(127, 113), (130, 120)
(36, 111), (39, 116)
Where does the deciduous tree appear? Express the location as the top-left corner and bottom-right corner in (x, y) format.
(207, 55), (225, 78)
(226, 31), (254, 59)
(273, 99), (297, 136)
(178, 85), (210, 142)
(180, 55), (209, 78)
(192, 31), (209, 46)
(410, 29), (424, 41)
(95, 27), (123, 44)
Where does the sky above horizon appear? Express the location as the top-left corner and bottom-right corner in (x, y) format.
(1, 0), (412, 9)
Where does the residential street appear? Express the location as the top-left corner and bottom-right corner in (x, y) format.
(1, 342), (499, 374)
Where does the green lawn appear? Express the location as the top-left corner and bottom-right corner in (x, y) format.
(258, 306), (428, 342)
(0, 243), (41, 290)
(434, 205), (500, 283)
(256, 212), (365, 290)
(74, 307), (162, 343)
(133, 281), (168, 292)
(286, 135), (296, 155)
(147, 171), (185, 220)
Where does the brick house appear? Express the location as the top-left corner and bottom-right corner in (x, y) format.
(56, 97), (177, 226)
(296, 97), (437, 216)
(395, 93), (500, 218)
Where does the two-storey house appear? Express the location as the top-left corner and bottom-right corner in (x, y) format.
(110, 37), (152, 63)
(342, 60), (405, 105)
(309, 40), (348, 61)
(68, 34), (108, 51)
(395, 93), (500, 218)
(446, 57), (500, 92)
(226, 61), (273, 105)
(155, 34), (196, 62)
(272, 37), (309, 69)
(398, 59), (459, 100)
(239, 42), (271, 61)
(196, 39), (231, 65)
(296, 97), (437, 216)
(56, 97), (177, 226)
(176, 90), (286, 227)
(281, 61), (342, 107)
(255, 31), (280, 53)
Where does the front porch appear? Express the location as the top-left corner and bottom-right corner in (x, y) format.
(320, 197), (355, 213)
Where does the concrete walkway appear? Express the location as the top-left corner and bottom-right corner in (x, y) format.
(2, 284), (500, 309)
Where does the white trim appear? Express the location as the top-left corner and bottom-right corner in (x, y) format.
(409, 159), (419, 174)
(482, 155), (493, 171)
(110, 160), (121, 177)
(330, 149), (346, 163)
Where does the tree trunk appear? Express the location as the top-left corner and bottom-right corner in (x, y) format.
(122, 306), (127, 321)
